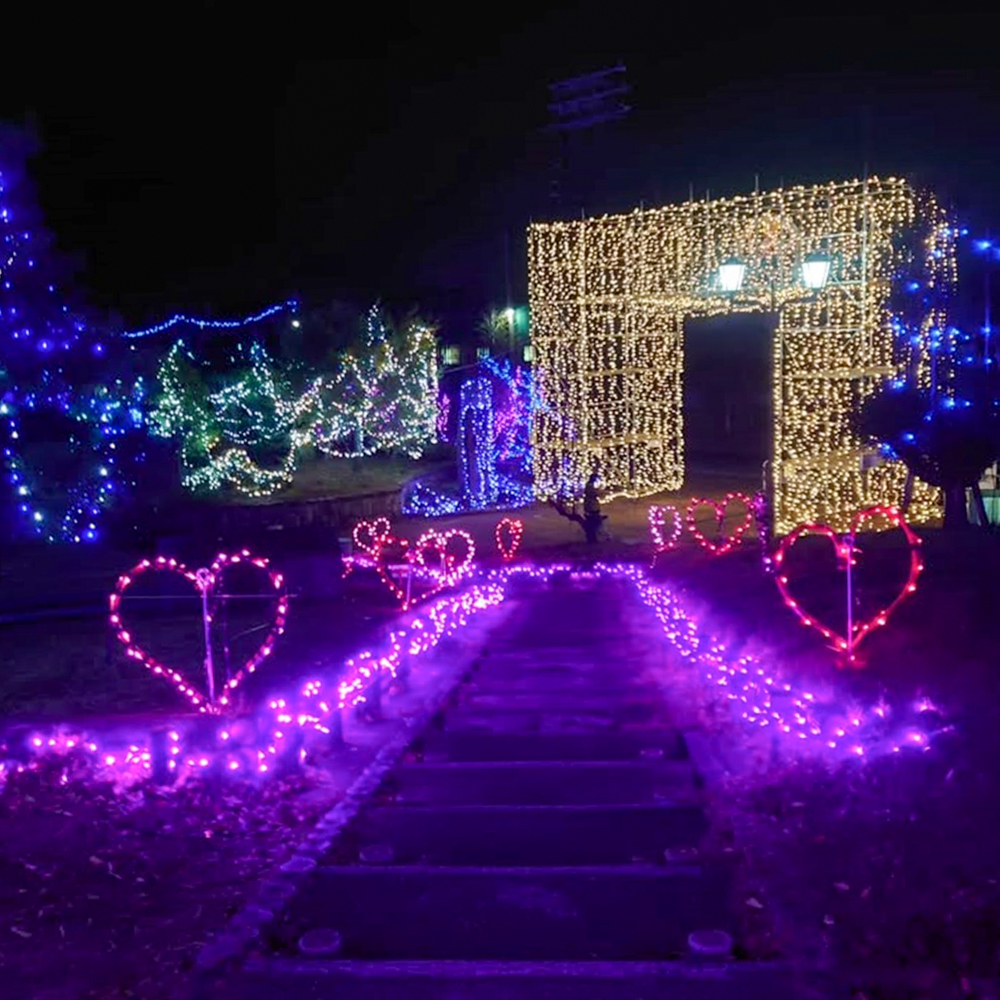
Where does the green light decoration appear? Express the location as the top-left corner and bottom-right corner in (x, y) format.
(149, 305), (439, 499)
(315, 305), (439, 460)
(150, 342), (322, 499)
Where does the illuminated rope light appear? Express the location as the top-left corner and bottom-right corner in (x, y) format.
(647, 504), (683, 556)
(527, 177), (955, 532)
(315, 305), (438, 460)
(121, 300), (298, 339)
(150, 341), (322, 498)
(495, 516), (524, 561)
(773, 505), (923, 663)
(686, 492), (753, 555)
(1, 381), (146, 542)
(108, 551), (289, 714)
(615, 562), (939, 759)
(5, 561), (944, 794)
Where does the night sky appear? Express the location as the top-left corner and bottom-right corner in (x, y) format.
(4, 5), (1000, 334)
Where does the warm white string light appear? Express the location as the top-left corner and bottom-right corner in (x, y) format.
(528, 177), (954, 532)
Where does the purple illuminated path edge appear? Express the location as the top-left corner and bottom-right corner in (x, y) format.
(192, 561), (941, 982)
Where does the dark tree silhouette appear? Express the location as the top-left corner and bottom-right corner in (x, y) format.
(859, 366), (1000, 529)
(547, 471), (606, 543)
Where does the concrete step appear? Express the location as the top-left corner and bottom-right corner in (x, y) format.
(442, 706), (664, 734)
(455, 692), (663, 715)
(391, 760), (700, 806)
(463, 678), (658, 696)
(419, 730), (688, 762)
(282, 866), (732, 960)
(341, 803), (707, 865)
(214, 959), (815, 999)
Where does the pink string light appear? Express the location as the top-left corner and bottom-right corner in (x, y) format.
(495, 517), (524, 561)
(686, 492), (753, 555)
(8, 560), (943, 795)
(648, 504), (683, 560)
(772, 505), (923, 664)
(108, 550), (288, 714)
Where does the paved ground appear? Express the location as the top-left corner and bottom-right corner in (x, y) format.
(199, 573), (833, 998)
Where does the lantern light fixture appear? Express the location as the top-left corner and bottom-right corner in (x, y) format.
(802, 251), (832, 290)
(717, 257), (747, 293)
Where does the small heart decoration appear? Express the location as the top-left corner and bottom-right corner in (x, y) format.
(686, 492), (753, 555)
(648, 505), (682, 553)
(413, 529), (448, 578)
(353, 517), (392, 558)
(373, 535), (411, 605)
(441, 529), (476, 578)
(108, 551), (288, 713)
(413, 529), (477, 580)
(773, 505), (923, 662)
(495, 517), (524, 561)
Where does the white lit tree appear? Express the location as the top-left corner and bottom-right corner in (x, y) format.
(315, 304), (439, 459)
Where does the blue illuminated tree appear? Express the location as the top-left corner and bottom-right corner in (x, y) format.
(0, 127), (142, 542)
(860, 357), (1000, 529)
(0, 127), (99, 378)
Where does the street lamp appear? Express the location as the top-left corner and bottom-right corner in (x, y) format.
(801, 251), (831, 290)
(504, 307), (516, 356)
(717, 257), (747, 293)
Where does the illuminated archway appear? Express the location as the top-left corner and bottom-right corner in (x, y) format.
(528, 177), (955, 532)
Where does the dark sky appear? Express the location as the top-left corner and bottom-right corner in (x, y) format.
(4, 4), (1000, 334)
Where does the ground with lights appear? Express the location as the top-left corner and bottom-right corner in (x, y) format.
(3, 147), (1000, 998)
(2, 492), (999, 997)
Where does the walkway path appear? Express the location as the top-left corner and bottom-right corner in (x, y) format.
(207, 573), (815, 998)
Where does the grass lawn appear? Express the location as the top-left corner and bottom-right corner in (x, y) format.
(653, 529), (1000, 997)
(205, 451), (453, 505)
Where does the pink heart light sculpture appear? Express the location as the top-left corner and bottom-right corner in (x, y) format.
(353, 517), (392, 558)
(773, 505), (923, 664)
(648, 505), (682, 556)
(495, 517), (524, 561)
(108, 551), (288, 714)
(408, 528), (477, 607)
(686, 492), (753, 555)
(373, 535), (411, 605)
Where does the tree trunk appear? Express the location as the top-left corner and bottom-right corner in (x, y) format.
(942, 482), (970, 530)
(901, 471), (914, 516)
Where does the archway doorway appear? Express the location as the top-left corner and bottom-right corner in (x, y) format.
(528, 177), (954, 531)
(683, 313), (775, 478)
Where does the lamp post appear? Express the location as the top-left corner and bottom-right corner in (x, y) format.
(504, 307), (516, 358)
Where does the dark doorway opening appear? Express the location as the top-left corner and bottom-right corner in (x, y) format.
(683, 313), (775, 476)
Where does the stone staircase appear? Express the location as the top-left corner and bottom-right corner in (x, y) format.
(204, 576), (829, 998)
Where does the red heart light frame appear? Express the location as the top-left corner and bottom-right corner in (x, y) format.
(686, 492), (753, 555)
(373, 535), (411, 605)
(495, 517), (524, 561)
(648, 505), (682, 556)
(414, 528), (476, 581)
(772, 505), (923, 662)
(441, 528), (476, 578)
(108, 551), (288, 714)
(353, 517), (392, 558)
(413, 529), (448, 578)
